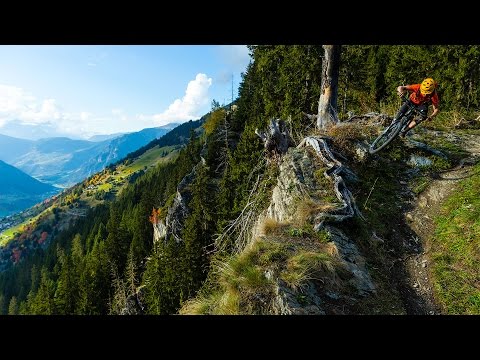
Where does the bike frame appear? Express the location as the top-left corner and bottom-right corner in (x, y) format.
(368, 95), (421, 154)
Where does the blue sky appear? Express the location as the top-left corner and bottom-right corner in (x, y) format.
(0, 45), (251, 139)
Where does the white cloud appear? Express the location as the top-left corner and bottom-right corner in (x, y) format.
(153, 73), (212, 125)
(0, 73), (213, 139)
(0, 84), (98, 138)
(0, 85), (62, 126)
(80, 112), (91, 121)
(111, 108), (128, 123)
(0, 85), (33, 115)
(0, 84), (146, 139)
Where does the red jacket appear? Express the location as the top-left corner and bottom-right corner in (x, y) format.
(405, 84), (439, 107)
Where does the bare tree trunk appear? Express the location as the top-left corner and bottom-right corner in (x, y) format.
(255, 118), (294, 159)
(317, 45), (342, 130)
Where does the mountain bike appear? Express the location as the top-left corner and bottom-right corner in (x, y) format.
(368, 95), (421, 154)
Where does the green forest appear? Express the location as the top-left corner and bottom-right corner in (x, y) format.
(1, 45), (479, 315)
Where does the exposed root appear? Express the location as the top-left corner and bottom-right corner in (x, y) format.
(298, 136), (363, 230)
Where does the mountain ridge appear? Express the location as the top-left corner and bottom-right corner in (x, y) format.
(0, 160), (56, 195)
(0, 124), (179, 187)
(0, 160), (58, 218)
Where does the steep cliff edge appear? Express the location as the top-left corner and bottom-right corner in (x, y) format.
(141, 112), (480, 315)
(153, 164), (198, 244)
(179, 126), (381, 314)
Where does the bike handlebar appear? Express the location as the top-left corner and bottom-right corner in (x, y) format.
(398, 92), (416, 111)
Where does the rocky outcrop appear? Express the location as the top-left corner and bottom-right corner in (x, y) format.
(325, 225), (375, 295)
(120, 286), (146, 315)
(263, 147), (316, 224)
(153, 220), (167, 243)
(266, 271), (325, 315)
(298, 136), (363, 230)
(251, 135), (375, 314)
(408, 155), (432, 168)
(153, 164), (198, 243)
(254, 136), (364, 237)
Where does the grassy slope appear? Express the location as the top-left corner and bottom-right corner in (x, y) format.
(0, 145), (178, 247)
(180, 221), (342, 315)
(431, 162), (480, 314)
(347, 122), (480, 314)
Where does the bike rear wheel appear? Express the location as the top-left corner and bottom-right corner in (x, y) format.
(368, 117), (403, 154)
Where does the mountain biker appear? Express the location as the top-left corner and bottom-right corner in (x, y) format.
(396, 78), (440, 137)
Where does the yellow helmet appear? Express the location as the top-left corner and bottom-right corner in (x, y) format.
(420, 78), (436, 95)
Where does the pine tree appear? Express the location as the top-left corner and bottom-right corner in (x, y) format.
(30, 267), (55, 315)
(54, 245), (77, 314)
(105, 205), (130, 275)
(0, 294), (5, 315)
(181, 163), (215, 297)
(142, 236), (187, 315)
(109, 262), (127, 315)
(8, 296), (18, 315)
(125, 245), (138, 297)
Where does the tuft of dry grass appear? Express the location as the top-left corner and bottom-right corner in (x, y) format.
(180, 288), (241, 315)
(324, 242), (340, 257)
(261, 218), (290, 236)
(180, 228), (348, 314)
(326, 122), (376, 155)
(327, 122), (368, 141)
(180, 239), (282, 315)
(424, 109), (480, 131)
(179, 291), (221, 315)
(280, 251), (337, 290)
(379, 100), (401, 118)
(296, 198), (339, 225)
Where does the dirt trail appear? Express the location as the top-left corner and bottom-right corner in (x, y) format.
(401, 131), (480, 314)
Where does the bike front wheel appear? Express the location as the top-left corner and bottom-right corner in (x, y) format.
(368, 118), (403, 154)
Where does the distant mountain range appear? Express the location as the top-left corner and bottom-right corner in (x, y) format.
(86, 123), (179, 142)
(0, 124), (179, 187)
(0, 160), (58, 218)
(0, 160), (55, 195)
(0, 121), (81, 141)
(88, 133), (127, 142)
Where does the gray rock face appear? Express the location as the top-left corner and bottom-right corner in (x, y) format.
(120, 286), (146, 315)
(252, 134), (362, 244)
(266, 225), (375, 316)
(252, 147), (321, 239)
(253, 137), (375, 314)
(153, 220), (167, 243)
(266, 148), (315, 223)
(354, 141), (370, 162)
(153, 165), (198, 243)
(408, 155), (433, 168)
(273, 279), (325, 315)
(299, 136), (362, 230)
(325, 225), (376, 295)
